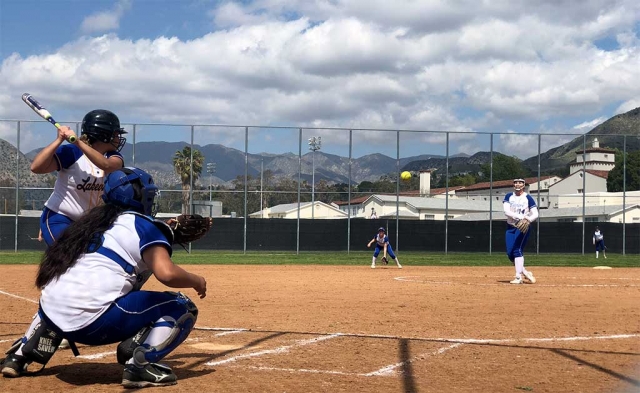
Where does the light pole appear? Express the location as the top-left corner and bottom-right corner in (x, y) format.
(308, 136), (322, 219)
(260, 158), (264, 217)
(206, 162), (216, 202)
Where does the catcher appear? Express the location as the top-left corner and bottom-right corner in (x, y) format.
(1, 167), (212, 388)
(503, 178), (538, 284)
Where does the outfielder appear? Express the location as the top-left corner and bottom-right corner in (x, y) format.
(503, 178), (538, 284)
(367, 227), (402, 269)
(1, 167), (207, 388)
(593, 226), (607, 259)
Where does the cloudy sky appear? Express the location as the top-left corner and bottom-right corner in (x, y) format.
(1, 0), (639, 159)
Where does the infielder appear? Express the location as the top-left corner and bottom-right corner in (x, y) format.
(593, 226), (607, 259)
(367, 227), (402, 269)
(1, 167), (207, 388)
(503, 178), (538, 284)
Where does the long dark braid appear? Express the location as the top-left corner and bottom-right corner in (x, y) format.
(36, 203), (125, 289)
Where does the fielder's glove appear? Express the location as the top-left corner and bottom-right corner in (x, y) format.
(515, 218), (531, 234)
(382, 256), (389, 265)
(168, 214), (213, 250)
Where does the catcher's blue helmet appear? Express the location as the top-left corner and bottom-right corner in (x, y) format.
(102, 167), (158, 216)
(378, 227), (386, 233)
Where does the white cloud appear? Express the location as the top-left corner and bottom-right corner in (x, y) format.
(573, 117), (607, 132)
(615, 99), (640, 114)
(2, 1), (640, 155)
(80, 0), (131, 34)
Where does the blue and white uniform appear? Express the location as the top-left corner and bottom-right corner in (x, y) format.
(503, 191), (538, 262)
(372, 233), (396, 259)
(41, 144), (123, 245)
(593, 230), (605, 251)
(39, 212), (190, 349)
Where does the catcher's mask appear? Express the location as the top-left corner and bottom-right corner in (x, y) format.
(102, 167), (159, 216)
(513, 178), (526, 192)
(81, 109), (127, 151)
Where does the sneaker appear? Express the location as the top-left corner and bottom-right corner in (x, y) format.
(1, 354), (28, 378)
(510, 276), (523, 284)
(523, 270), (536, 284)
(122, 363), (177, 388)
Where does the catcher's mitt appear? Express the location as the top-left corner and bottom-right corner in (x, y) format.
(382, 256), (389, 265)
(168, 214), (213, 249)
(515, 218), (530, 234)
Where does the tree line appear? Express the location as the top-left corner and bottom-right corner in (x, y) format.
(168, 147), (640, 216)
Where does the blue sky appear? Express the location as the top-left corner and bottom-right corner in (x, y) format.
(1, 0), (640, 160)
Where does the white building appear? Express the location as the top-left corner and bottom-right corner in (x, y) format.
(548, 170), (609, 207)
(249, 201), (347, 219)
(454, 176), (562, 208)
(569, 138), (616, 174)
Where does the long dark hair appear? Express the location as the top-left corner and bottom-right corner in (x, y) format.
(36, 203), (125, 289)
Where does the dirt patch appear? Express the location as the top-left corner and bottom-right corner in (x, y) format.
(1, 265), (639, 393)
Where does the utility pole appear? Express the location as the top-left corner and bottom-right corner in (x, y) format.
(308, 136), (322, 219)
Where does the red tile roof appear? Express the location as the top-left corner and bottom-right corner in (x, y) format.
(459, 176), (556, 191)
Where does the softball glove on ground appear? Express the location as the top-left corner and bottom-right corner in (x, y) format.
(515, 218), (530, 234)
(168, 214), (213, 249)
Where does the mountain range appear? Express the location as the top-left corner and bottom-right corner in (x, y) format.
(3, 107), (639, 188)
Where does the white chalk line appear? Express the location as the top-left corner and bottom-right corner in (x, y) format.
(2, 289), (640, 377)
(205, 334), (340, 366)
(364, 343), (463, 376)
(0, 289), (38, 304)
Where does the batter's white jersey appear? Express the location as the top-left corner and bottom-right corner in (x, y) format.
(40, 212), (171, 332)
(503, 192), (537, 227)
(44, 144), (123, 221)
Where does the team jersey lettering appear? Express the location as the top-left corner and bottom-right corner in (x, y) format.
(77, 176), (105, 192)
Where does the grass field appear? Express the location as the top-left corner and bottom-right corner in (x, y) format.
(1, 250), (637, 267)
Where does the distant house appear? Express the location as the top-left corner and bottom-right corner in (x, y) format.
(548, 170), (610, 208)
(249, 201), (347, 219)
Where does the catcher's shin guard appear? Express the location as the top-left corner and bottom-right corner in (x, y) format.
(117, 326), (152, 365)
(133, 292), (198, 366)
(17, 318), (64, 369)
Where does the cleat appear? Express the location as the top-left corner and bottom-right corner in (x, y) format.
(58, 339), (70, 349)
(523, 271), (536, 284)
(396, 262), (402, 269)
(1, 354), (28, 378)
(510, 276), (523, 284)
(371, 263), (375, 269)
(122, 363), (177, 388)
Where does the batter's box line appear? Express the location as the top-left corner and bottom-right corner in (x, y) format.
(225, 343), (463, 378)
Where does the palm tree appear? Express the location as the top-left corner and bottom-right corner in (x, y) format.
(172, 146), (204, 214)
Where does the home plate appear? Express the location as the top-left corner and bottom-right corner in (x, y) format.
(593, 266), (613, 270)
(190, 343), (250, 351)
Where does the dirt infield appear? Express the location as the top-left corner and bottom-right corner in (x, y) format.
(1, 265), (639, 393)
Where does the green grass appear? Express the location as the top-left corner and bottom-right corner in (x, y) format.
(0, 251), (637, 267)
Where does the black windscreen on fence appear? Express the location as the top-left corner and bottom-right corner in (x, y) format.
(1, 216), (638, 254)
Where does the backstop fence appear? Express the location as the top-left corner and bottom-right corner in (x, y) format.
(0, 119), (638, 255)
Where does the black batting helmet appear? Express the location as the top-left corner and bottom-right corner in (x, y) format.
(81, 109), (127, 151)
